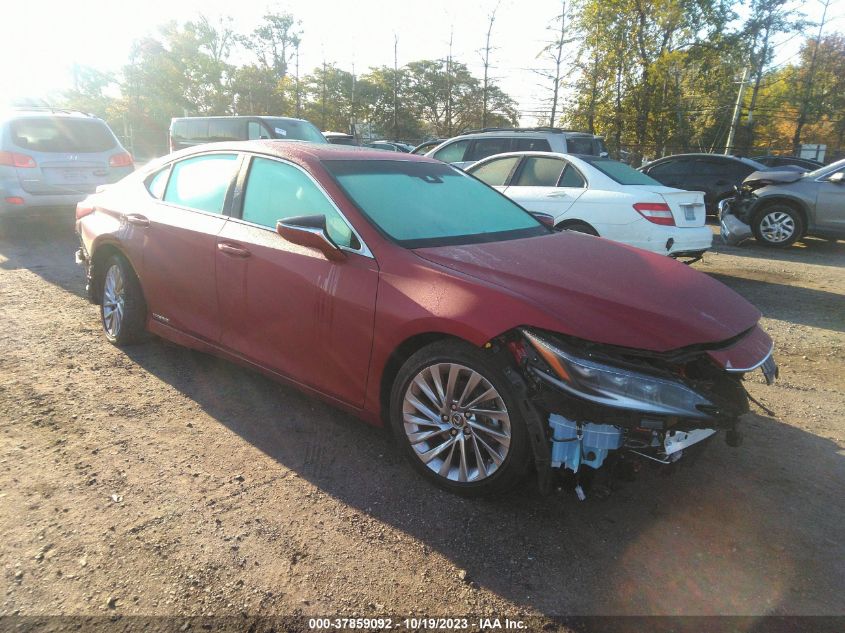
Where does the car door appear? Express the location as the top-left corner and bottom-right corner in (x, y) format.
(502, 156), (585, 219)
(814, 167), (845, 233)
(140, 152), (240, 342)
(215, 155), (379, 407)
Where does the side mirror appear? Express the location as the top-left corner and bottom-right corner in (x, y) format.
(276, 215), (346, 261)
(828, 171), (844, 184)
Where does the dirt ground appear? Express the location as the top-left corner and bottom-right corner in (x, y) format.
(1, 217), (843, 627)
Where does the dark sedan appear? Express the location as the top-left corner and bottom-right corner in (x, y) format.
(640, 153), (767, 215)
(74, 142), (776, 497)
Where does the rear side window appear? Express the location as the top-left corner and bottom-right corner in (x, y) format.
(513, 157), (565, 186)
(559, 165), (586, 188)
(433, 140), (470, 163)
(582, 157), (659, 185)
(10, 117), (116, 153)
(565, 137), (595, 155)
(163, 153), (239, 214)
(512, 138), (551, 152)
(469, 156), (520, 186)
(241, 157), (356, 249)
(466, 138), (512, 162)
(646, 159), (689, 180)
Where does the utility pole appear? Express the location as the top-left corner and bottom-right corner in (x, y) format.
(393, 34), (399, 141)
(725, 67), (750, 155)
(481, 4), (499, 129)
(792, 0), (830, 155)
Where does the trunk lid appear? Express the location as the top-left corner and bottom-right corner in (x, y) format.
(628, 185), (706, 227)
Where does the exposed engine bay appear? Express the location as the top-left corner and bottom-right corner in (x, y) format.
(496, 327), (776, 497)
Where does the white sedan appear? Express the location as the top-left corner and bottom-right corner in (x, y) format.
(466, 152), (713, 259)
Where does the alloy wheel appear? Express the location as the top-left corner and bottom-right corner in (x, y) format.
(759, 210), (796, 244)
(402, 363), (511, 483)
(102, 264), (126, 338)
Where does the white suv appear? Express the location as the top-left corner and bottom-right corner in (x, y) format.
(425, 128), (608, 169)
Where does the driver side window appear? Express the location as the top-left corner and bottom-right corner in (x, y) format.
(241, 157), (357, 249)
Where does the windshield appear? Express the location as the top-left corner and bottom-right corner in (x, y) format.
(579, 156), (662, 185)
(806, 158), (845, 179)
(10, 117), (116, 153)
(264, 118), (327, 143)
(324, 160), (546, 248)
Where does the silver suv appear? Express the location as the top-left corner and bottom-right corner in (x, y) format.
(1, 108), (133, 219)
(425, 128), (608, 169)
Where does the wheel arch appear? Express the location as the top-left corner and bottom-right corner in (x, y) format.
(89, 241), (142, 306)
(751, 195), (810, 235)
(555, 218), (599, 235)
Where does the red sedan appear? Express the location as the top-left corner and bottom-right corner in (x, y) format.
(75, 142), (777, 496)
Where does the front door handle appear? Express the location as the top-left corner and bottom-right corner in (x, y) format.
(217, 242), (251, 258)
(125, 213), (149, 227)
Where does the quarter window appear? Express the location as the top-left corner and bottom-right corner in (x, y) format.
(241, 157), (357, 249)
(513, 157), (565, 187)
(162, 153), (239, 214)
(146, 165), (171, 199)
(559, 165), (586, 188)
(470, 156), (520, 186)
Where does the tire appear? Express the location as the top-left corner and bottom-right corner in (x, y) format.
(389, 340), (530, 496)
(752, 203), (804, 247)
(99, 253), (147, 346)
(558, 221), (598, 236)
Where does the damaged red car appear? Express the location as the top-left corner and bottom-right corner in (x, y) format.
(75, 142), (778, 496)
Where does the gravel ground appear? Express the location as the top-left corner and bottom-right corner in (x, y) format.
(0, 218), (843, 627)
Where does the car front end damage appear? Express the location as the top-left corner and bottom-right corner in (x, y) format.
(499, 326), (777, 496)
(719, 169), (806, 245)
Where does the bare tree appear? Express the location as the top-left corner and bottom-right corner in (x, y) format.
(480, 2), (500, 128)
(535, 0), (569, 126)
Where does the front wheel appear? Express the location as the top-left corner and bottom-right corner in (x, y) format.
(389, 340), (530, 496)
(752, 204), (803, 247)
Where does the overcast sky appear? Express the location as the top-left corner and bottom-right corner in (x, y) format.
(2, 0), (839, 125)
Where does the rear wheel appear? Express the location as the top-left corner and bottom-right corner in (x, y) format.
(752, 203), (803, 247)
(558, 221), (598, 236)
(100, 254), (146, 346)
(389, 340), (530, 496)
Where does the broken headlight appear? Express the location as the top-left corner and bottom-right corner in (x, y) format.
(521, 329), (713, 418)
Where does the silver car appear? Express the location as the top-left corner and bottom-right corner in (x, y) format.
(720, 159), (845, 247)
(425, 128), (608, 170)
(1, 108), (134, 220)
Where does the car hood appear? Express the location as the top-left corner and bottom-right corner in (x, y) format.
(414, 232), (761, 353)
(743, 169), (804, 189)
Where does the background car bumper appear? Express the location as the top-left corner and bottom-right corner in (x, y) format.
(595, 219), (713, 256)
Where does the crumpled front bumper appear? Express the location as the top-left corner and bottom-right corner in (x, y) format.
(719, 198), (753, 246)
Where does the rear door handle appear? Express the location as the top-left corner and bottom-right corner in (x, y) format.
(545, 190), (569, 198)
(125, 213), (149, 227)
(217, 242), (251, 258)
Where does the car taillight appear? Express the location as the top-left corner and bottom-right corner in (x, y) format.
(75, 202), (95, 220)
(109, 152), (133, 168)
(633, 202), (675, 226)
(4, 196), (25, 205)
(0, 151), (37, 168)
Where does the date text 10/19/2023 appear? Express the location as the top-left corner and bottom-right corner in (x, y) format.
(308, 617), (527, 630)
